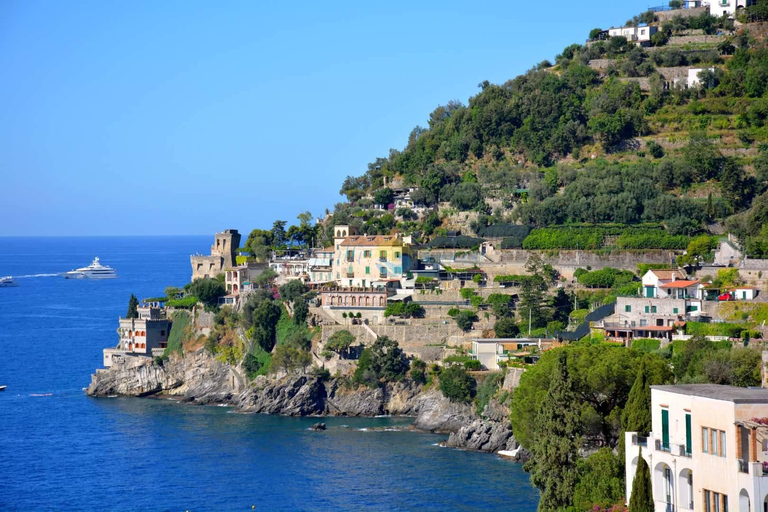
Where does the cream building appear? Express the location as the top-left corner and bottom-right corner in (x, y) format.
(626, 384), (768, 512)
(331, 225), (414, 288)
(103, 305), (171, 367)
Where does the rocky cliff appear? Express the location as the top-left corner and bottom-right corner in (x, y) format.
(86, 349), (525, 455)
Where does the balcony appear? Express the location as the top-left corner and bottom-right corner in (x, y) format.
(379, 272), (388, 279)
(739, 459), (749, 474)
(632, 434), (649, 447)
(346, 272), (355, 278)
(655, 439), (671, 452)
(738, 459), (768, 476)
(379, 257), (387, 262)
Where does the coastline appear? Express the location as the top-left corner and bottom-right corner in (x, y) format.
(86, 349), (529, 460)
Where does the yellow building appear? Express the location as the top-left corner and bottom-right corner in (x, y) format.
(331, 225), (414, 288)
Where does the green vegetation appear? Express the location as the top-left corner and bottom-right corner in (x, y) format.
(629, 452), (653, 512)
(494, 317), (520, 338)
(524, 351), (582, 511)
(630, 338), (661, 353)
(271, 345), (312, 374)
(454, 310), (477, 331)
(325, 330), (355, 359)
(166, 295), (198, 309)
(352, 336), (409, 387)
(164, 311), (192, 357)
(438, 365), (477, 403)
(474, 372), (503, 414)
(572, 449), (626, 511)
(384, 302), (425, 318)
(672, 336), (762, 386)
(126, 294), (139, 319)
(574, 267), (636, 288)
(244, 348), (272, 379)
(185, 278), (225, 309)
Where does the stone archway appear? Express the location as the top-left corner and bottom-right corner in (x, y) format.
(740, 488), (750, 512)
(678, 468), (693, 511)
(654, 462), (673, 508)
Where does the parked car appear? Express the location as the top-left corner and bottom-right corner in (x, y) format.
(718, 293), (733, 301)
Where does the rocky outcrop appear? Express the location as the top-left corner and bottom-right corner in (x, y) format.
(444, 398), (529, 459)
(86, 350), (245, 403)
(87, 349), (525, 456)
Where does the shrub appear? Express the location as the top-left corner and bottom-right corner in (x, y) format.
(455, 310), (477, 331)
(447, 308), (460, 317)
(186, 278), (226, 308)
(631, 338), (661, 353)
(494, 317), (520, 338)
(352, 336), (409, 387)
(166, 295), (198, 309)
(475, 372), (504, 414)
(439, 366), (477, 403)
(647, 141), (665, 158)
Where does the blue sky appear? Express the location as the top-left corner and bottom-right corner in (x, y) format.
(1, 0), (651, 236)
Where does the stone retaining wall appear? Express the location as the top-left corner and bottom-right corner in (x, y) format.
(655, 7), (708, 22)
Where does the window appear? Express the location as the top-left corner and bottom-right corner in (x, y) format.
(640, 319), (648, 327)
(703, 427), (709, 453)
(364, 250), (371, 258)
(664, 467), (672, 504)
(704, 490), (711, 512)
(380, 250), (387, 260)
(394, 251), (400, 258)
(686, 413), (692, 456)
(645, 306), (649, 313)
(714, 492), (721, 512)
(625, 305), (632, 312)
(395, 267), (401, 274)
(365, 266), (370, 274)
(661, 409), (670, 451)
(652, 306), (657, 313)
(673, 307), (679, 314)
(720, 430), (726, 457)
(712, 429), (718, 456)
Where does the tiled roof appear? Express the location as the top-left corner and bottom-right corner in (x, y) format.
(660, 280), (701, 289)
(340, 235), (403, 247)
(649, 269), (687, 280)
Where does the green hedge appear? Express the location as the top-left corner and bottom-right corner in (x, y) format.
(427, 236), (484, 249)
(166, 296), (198, 309)
(686, 321), (744, 338)
(522, 226), (688, 250)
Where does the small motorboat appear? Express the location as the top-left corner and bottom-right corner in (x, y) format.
(0, 385), (6, 391)
(0, 276), (17, 287)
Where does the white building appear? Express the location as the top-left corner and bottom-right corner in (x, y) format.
(734, 286), (759, 301)
(608, 24), (659, 43)
(224, 262), (266, 296)
(470, 338), (555, 370)
(689, 67), (717, 88)
(307, 249), (334, 285)
(642, 269), (705, 301)
(626, 384), (768, 512)
(707, 0), (756, 18)
(103, 305), (171, 367)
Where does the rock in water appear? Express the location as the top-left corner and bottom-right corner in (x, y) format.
(311, 422), (326, 431)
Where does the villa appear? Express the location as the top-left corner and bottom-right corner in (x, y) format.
(331, 225), (415, 288)
(625, 384), (768, 512)
(103, 304), (171, 367)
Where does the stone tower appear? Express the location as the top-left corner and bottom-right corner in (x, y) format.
(190, 229), (241, 280)
(211, 229), (240, 270)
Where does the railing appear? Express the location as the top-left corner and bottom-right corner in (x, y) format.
(655, 439), (671, 452)
(673, 444), (692, 458)
(632, 434), (648, 447)
(738, 459), (749, 474)
(379, 273), (387, 279)
(379, 257), (387, 262)
(346, 272), (354, 278)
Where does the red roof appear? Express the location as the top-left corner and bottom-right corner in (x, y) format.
(660, 280), (701, 289)
(636, 326), (675, 332)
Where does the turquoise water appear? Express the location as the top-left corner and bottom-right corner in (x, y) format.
(0, 237), (539, 511)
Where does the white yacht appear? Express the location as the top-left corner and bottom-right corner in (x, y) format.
(62, 257), (117, 279)
(0, 276), (17, 287)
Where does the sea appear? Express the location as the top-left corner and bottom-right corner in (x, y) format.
(0, 236), (539, 511)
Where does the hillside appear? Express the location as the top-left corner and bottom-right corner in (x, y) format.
(311, 4), (768, 257)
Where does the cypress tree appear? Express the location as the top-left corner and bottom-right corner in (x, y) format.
(623, 360), (652, 436)
(126, 293), (139, 319)
(628, 449), (653, 512)
(525, 351), (582, 511)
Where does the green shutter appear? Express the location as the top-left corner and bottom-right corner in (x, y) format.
(645, 306), (649, 313)
(673, 308), (678, 314)
(686, 413), (692, 455)
(662, 409), (670, 450)
(625, 305), (631, 312)
(645, 286), (654, 298)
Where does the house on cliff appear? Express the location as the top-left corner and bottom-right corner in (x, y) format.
(103, 303), (171, 367)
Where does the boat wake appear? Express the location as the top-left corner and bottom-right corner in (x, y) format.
(14, 273), (60, 278)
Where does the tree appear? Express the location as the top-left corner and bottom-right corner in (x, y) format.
(326, 330), (355, 359)
(293, 300), (308, 326)
(628, 450), (653, 512)
(164, 286), (183, 299)
(494, 317), (520, 338)
(439, 366), (477, 403)
(720, 159), (755, 211)
(271, 346), (312, 374)
(251, 300), (282, 352)
(669, 0), (684, 9)
(280, 279), (307, 303)
(450, 182), (483, 211)
(683, 132), (724, 181)
(126, 294), (139, 319)
(623, 360), (653, 438)
(373, 187), (394, 207)
(455, 310), (477, 331)
(187, 278), (225, 308)
(589, 28), (604, 41)
(352, 336), (409, 387)
(572, 448), (626, 511)
(525, 351), (582, 511)
(271, 220), (287, 248)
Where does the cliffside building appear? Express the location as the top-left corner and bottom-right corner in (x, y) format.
(331, 225), (414, 288)
(190, 229), (241, 281)
(625, 384), (768, 512)
(103, 304), (171, 367)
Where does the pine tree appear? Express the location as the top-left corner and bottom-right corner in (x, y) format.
(623, 360), (652, 436)
(126, 293), (139, 319)
(628, 449), (653, 512)
(525, 351), (582, 511)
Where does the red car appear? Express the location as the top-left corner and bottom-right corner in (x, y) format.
(718, 293), (734, 301)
